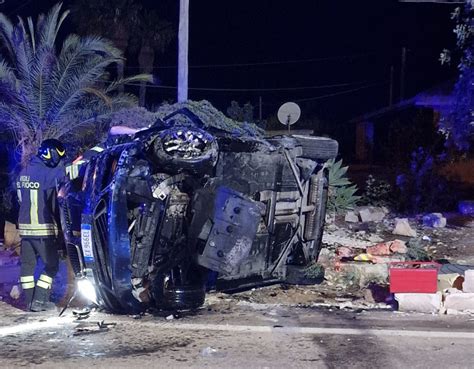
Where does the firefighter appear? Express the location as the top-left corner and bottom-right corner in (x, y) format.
(65, 126), (140, 180)
(17, 139), (66, 311)
(65, 143), (105, 180)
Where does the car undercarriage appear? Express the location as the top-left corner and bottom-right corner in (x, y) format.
(58, 109), (338, 313)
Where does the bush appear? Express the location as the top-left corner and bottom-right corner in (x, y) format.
(360, 175), (393, 207)
(326, 159), (360, 213)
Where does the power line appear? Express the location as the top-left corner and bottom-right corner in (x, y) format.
(140, 81), (374, 92)
(100, 79), (381, 92)
(123, 52), (378, 70)
(293, 82), (386, 103)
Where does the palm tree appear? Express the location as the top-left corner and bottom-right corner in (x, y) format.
(0, 2), (151, 165)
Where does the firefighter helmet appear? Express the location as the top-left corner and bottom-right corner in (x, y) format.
(37, 139), (66, 168)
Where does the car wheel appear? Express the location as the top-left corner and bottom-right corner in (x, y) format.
(152, 127), (218, 174)
(152, 266), (207, 311)
(292, 135), (338, 161)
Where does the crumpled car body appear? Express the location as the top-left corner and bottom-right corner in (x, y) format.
(58, 109), (338, 313)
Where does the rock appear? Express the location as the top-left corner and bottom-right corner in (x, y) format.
(367, 234), (384, 243)
(358, 206), (386, 223)
(463, 270), (474, 293)
(336, 246), (354, 258)
(444, 293), (474, 313)
(392, 218), (417, 237)
(395, 292), (442, 313)
(10, 285), (20, 300)
(340, 262), (389, 288)
(367, 243), (391, 256)
(422, 213), (447, 228)
(389, 239), (408, 254)
(344, 211), (359, 223)
(458, 200), (474, 215)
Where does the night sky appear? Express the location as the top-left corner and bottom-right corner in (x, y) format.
(0, 0), (460, 123)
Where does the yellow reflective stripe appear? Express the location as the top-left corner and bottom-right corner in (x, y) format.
(36, 280), (51, 289)
(17, 189), (22, 203)
(19, 223), (57, 230)
(19, 229), (58, 237)
(20, 276), (34, 282)
(39, 274), (53, 284)
(21, 282), (35, 289)
(91, 146), (104, 152)
(30, 189), (39, 225)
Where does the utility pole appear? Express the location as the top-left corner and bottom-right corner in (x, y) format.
(400, 47), (407, 101)
(178, 0), (189, 102)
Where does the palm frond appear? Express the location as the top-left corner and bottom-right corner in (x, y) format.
(105, 74), (153, 94)
(36, 2), (66, 50)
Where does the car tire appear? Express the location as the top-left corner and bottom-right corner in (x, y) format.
(152, 266), (207, 311)
(160, 284), (206, 311)
(292, 135), (338, 161)
(152, 127), (218, 174)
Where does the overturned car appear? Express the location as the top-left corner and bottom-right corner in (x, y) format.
(58, 109), (338, 313)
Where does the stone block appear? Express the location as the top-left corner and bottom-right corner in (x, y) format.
(444, 293), (474, 312)
(463, 270), (474, 293)
(422, 213), (447, 228)
(358, 206), (386, 223)
(345, 211), (359, 223)
(395, 292), (442, 313)
(392, 218), (417, 237)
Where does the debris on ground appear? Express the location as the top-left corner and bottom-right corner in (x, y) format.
(9, 285), (20, 300)
(392, 218), (417, 237)
(423, 213), (447, 228)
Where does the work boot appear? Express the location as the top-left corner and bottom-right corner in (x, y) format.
(30, 285), (54, 312)
(30, 300), (56, 312)
(23, 288), (35, 311)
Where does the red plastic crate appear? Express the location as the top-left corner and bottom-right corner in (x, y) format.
(389, 262), (440, 293)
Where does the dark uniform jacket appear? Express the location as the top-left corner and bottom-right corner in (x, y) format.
(16, 157), (64, 237)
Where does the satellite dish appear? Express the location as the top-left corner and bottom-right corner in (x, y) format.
(278, 102), (301, 133)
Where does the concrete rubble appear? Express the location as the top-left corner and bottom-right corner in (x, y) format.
(392, 218), (417, 237)
(395, 292), (442, 314)
(317, 206), (474, 315)
(422, 213), (447, 228)
(444, 292), (474, 314)
(463, 270), (474, 292)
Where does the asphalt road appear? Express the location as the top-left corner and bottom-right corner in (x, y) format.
(1, 300), (473, 369)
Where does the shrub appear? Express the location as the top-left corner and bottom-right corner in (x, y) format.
(326, 159), (360, 213)
(360, 175), (393, 207)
